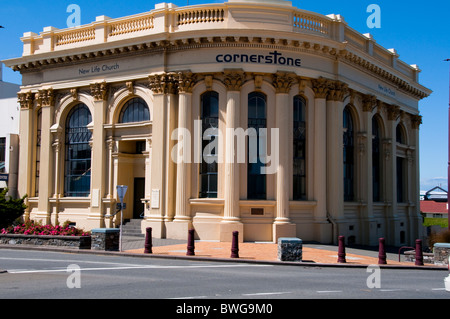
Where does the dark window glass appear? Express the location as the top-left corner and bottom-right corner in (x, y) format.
(119, 97), (150, 123)
(64, 104), (92, 197)
(396, 124), (405, 144)
(293, 96), (306, 200)
(372, 117), (381, 202)
(199, 91), (219, 198)
(397, 157), (405, 203)
(343, 107), (355, 202)
(247, 92), (267, 200)
(35, 109), (42, 196)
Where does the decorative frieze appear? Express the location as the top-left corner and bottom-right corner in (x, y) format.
(148, 73), (177, 94)
(176, 72), (197, 94)
(327, 80), (349, 102)
(410, 114), (422, 130)
(362, 94), (377, 112)
(311, 77), (330, 99)
(385, 104), (401, 121)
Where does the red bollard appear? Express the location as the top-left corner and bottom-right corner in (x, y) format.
(378, 237), (387, 265)
(231, 231), (239, 258)
(415, 239), (424, 266)
(186, 229), (195, 256)
(144, 227), (152, 254)
(338, 236), (346, 263)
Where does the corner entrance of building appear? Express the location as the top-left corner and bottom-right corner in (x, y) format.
(133, 177), (145, 219)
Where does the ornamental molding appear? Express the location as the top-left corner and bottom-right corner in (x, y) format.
(90, 81), (109, 101)
(272, 72), (296, 94)
(18, 91), (35, 109)
(223, 70), (246, 92)
(9, 36), (430, 100)
(36, 88), (55, 107)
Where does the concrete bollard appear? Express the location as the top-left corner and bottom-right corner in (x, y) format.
(378, 237), (387, 265)
(231, 231), (239, 258)
(186, 229), (195, 256)
(338, 236), (346, 263)
(415, 239), (424, 266)
(144, 227), (152, 254)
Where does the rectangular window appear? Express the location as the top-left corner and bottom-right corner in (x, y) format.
(35, 110), (42, 196)
(199, 91), (219, 198)
(293, 96), (306, 200)
(396, 157), (405, 203)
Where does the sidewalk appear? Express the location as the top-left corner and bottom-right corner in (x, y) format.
(121, 236), (433, 267)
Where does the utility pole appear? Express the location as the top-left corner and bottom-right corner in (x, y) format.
(446, 59), (450, 230)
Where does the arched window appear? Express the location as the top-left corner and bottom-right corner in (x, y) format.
(343, 106), (355, 202)
(64, 104), (92, 197)
(247, 92), (267, 200)
(396, 124), (405, 144)
(199, 91), (219, 198)
(119, 97), (150, 123)
(293, 95), (306, 200)
(372, 117), (381, 202)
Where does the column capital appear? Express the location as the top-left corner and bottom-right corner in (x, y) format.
(176, 71), (197, 94)
(90, 81), (109, 101)
(385, 104), (401, 121)
(223, 70), (245, 92)
(148, 73), (177, 95)
(410, 114), (422, 130)
(272, 72), (296, 94)
(311, 77), (331, 99)
(362, 94), (377, 112)
(36, 88), (55, 107)
(327, 80), (349, 102)
(18, 91), (35, 109)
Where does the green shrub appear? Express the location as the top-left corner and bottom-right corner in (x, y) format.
(0, 188), (27, 230)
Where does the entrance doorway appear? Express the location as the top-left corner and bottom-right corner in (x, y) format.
(133, 178), (145, 219)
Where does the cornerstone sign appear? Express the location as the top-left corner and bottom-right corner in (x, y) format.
(216, 50), (301, 67)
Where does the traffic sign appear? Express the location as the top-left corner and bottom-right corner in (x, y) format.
(116, 185), (128, 203)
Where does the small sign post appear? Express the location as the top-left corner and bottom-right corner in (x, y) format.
(116, 185), (128, 252)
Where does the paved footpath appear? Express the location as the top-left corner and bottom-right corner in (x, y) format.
(122, 236), (443, 268)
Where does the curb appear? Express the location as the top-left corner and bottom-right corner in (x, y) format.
(0, 244), (447, 271)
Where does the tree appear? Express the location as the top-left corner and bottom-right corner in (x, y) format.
(0, 189), (27, 229)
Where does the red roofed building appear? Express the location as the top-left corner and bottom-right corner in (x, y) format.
(420, 200), (448, 219)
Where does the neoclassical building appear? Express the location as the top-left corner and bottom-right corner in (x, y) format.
(4, 0), (431, 246)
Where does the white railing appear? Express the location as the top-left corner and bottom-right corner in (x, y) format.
(293, 12), (330, 35)
(108, 15), (155, 37)
(55, 27), (96, 46)
(177, 8), (225, 25)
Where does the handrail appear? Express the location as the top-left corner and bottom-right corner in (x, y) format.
(398, 246), (414, 262)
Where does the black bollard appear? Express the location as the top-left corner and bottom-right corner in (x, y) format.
(231, 231), (239, 258)
(338, 236), (346, 263)
(144, 227), (152, 254)
(378, 237), (387, 265)
(186, 229), (195, 256)
(415, 239), (424, 266)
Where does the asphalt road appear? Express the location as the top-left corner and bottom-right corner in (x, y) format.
(0, 249), (448, 302)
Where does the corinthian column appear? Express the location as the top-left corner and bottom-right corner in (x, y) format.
(174, 72), (196, 224)
(272, 72), (297, 241)
(36, 88), (55, 225)
(221, 71), (245, 242)
(311, 78), (331, 243)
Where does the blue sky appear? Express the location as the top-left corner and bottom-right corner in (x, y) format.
(1, 0), (449, 191)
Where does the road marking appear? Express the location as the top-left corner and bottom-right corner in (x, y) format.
(317, 290), (343, 293)
(242, 292), (291, 296)
(170, 296), (208, 299)
(7, 263), (272, 274)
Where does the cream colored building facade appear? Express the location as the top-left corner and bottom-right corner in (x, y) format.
(4, 0), (431, 246)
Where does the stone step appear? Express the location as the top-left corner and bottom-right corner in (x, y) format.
(121, 219), (145, 237)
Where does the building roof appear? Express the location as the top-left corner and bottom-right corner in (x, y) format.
(420, 200), (448, 215)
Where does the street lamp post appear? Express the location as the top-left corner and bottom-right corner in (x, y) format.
(446, 59), (450, 230)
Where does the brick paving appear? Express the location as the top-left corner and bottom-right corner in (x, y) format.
(124, 239), (414, 266)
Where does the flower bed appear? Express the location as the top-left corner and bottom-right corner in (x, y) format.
(0, 221), (91, 249)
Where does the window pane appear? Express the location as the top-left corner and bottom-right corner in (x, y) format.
(248, 92), (267, 200)
(293, 96), (306, 200)
(65, 104), (92, 197)
(199, 92), (219, 198)
(120, 97), (150, 123)
(343, 107), (354, 202)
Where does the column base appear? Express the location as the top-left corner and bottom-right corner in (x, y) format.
(165, 219), (193, 240)
(220, 221), (244, 242)
(273, 222), (297, 243)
